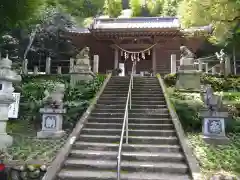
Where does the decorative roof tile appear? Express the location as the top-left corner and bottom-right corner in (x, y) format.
(65, 27), (90, 34)
(91, 17), (180, 29)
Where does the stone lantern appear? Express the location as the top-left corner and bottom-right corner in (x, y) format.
(0, 54), (21, 149)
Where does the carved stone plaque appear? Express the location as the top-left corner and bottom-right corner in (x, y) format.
(203, 117), (225, 136)
(44, 115), (57, 129)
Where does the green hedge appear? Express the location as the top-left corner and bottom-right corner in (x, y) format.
(164, 73), (240, 91)
(10, 74), (106, 130)
(168, 88), (240, 133)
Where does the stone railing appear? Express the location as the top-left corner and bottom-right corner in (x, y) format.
(170, 54), (233, 76)
(21, 55), (99, 75)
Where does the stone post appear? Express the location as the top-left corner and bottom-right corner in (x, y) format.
(212, 66), (216, 75)
(219, 60), (224, 75)
(0, 55), (21, 149)
(57, 66), (62, 75)
(205, 63), (209, 73)
(23, 59), (28, 75)
(114, 49), (118, 69)
(33, 66), (38, 75)
(198, 60), (203, 71)
(45, 57), (51, 74)
(152, 47), (156, 75)
(225, 57), (231, 76)
(93, 55), (99, 74)
(171, 54), (176, 73)
(69, 58), (75, 73)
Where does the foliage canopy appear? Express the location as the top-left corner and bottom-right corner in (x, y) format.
(178, 0), (240, 44)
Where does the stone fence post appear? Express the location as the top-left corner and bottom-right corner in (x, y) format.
(93, 55), (99, 74)
(57, 66), (62, 75)
(45, 57), (51, 74)
(198, 60), (203, 71)
(171, 54), (176, 73)
(34, 66), (38, 75)
(69, 58), (75, 73)
(205, 63), (209, 73)
(212, 66), (216, 75)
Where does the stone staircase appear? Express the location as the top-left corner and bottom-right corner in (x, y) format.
(56, 76), (192, 180)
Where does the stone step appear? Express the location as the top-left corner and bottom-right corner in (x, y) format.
(132, 84), (160, 87)
(87, 117), (172, 124)
(78, 135), (178, 145)
(90, 112), (169, 119)
(73, 142), (182, 153)
(82, 128), (176, 136)
(92, 109), (125, 113)
(129, 108), (169, 114)
(133, 77), (156, 80)
(129, 113), (169, 118)
(131, 97), (165, 101)
(131, 93), (164, 97)
(94, 104), (167, 109)
(69, 150), (184, 162)
(108, 80), (129, 83)
(101, 91), (129, 95)
(58, 169), (190, 180)
(63, 159), (188, 174)
(132, 86), (161, 90)
(84, 122), (174, 130)
(98, 96), (165, 101)
(90, 113), (124, 118)
(97, 99), (127, 104)
(98, 97), (127, 101)
(105, 85), (130, 88)
(100, 94), (128, 98)
(131, 90), (162, 94)
(130, 100), (166, 105)
(100, 93), (164, 98)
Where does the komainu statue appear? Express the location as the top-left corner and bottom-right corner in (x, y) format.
(42, 83), (65, 109)
(201, 85), (223, 114)
(180, 46), (195, 59)
(75, 46), (90, 64)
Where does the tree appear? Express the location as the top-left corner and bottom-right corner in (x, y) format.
(178, 0), (240, 44)
(129, 0), (142, 17)
(162, 0), (181, 16)
(0, 0), (45, 35)
(104, 0), (123, 18)
(58, 0), (105, 18)
(147, 0), (164, 16)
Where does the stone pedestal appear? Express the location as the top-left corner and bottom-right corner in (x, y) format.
(0, 101), (14, 148)
(176, 71), (201, 90)
(70, 71), (95, 85)
(37, 108), (66, 138)
(176, 56), (202, 90)
(70, 47), (95, 86)
(200, 110), (229, 145)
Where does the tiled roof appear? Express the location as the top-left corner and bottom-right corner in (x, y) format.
(91, 17), (180, 29)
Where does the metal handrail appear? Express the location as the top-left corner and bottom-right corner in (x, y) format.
(117, 63), (134, 180)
